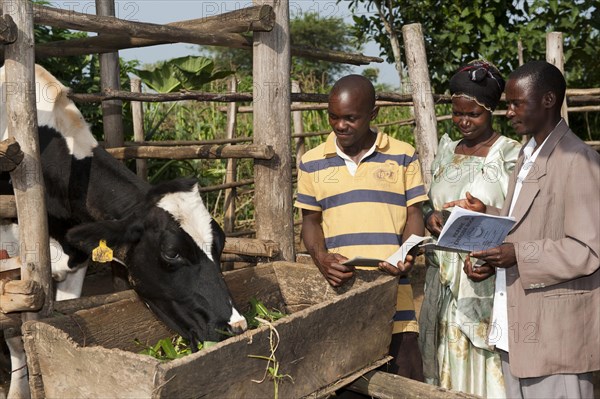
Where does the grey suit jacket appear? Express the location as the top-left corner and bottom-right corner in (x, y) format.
(492, 120), (600, 378)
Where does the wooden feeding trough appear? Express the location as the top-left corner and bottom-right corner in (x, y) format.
(22, 261), (397, 398)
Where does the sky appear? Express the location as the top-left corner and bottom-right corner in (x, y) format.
(51, 0), (400, 87)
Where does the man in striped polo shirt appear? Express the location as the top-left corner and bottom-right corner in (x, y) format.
(295, 74), (428, 381)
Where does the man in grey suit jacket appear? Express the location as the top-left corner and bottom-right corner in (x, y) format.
(448, 61), (599, 398)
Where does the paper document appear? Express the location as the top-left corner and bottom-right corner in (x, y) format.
(421, 207), (516, 253)
(342, 234), (431, 268)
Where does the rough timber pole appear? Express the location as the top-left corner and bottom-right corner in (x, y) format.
(2, 0), (53, 320)
(252, 0), (294, 261)
(546, 32), (569, 125)
(96, 0), (124, 148)
(402, 23), (438, 190)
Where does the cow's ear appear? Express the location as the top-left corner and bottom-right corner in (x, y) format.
(210, 219), (226, 264)
(66, 217), (144, 255)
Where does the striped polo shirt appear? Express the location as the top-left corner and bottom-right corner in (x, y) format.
(295, 131), (428, 333)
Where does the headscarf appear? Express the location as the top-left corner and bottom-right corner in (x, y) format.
(449, 60), (505, 112)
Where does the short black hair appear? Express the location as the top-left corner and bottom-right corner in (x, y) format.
(330, 74), (376, 109)
(509, 60), (566, 105)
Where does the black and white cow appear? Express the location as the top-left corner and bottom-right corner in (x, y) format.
(1, 65), (246, 397)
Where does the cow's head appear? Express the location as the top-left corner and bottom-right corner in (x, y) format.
(66, 178), (247, 347)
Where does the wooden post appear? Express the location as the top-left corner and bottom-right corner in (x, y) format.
(2, 2), (52, 396)
(291, 80), (305, 169)
(222, 77), (238, 272)
(96, 0), (124, 148)
(2, 0), (53, 320)
(130, 78), (147, 180)
(546, 31), (569, 125)
(402, 23), (438, 191)
(224, 77), (238, 235)
(252, 0), (294, 261)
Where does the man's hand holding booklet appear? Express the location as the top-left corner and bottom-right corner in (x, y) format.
(342, 207), (516, 268)
(421, 207), (515, 253)
(342, 234), (431, 268)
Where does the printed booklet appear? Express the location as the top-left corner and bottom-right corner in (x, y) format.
(420, 207), (515, 253)
(342, 234), (431, 268)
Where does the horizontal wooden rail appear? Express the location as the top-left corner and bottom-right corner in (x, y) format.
(1, 4), (381, 66)
(224, 237), (279, 258)
(69, 89), (254, 103)
(347, 370), (481, 398)
(22, 4), (253, 50)
(63, 88), (600, 107)
(0, 290), (138, 330)
(105, 144), (274, 160)
(198, 179), (254, 193)
(119, 138), (253, 147)
(34, 4), (275, 59)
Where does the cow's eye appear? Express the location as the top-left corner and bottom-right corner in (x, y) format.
(160, 248), (186, 266)
(163, 250), (180, 261)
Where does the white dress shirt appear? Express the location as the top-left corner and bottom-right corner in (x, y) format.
(489, 132), (552, 351)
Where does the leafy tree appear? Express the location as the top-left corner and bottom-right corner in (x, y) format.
(344, 0), (599, 91)
(344, 0), (600, 139)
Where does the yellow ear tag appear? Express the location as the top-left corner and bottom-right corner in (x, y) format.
(92, 239), (113, 263)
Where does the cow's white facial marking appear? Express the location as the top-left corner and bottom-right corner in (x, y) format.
(157, 184), (215, 261)
(0, 65), (98, 159)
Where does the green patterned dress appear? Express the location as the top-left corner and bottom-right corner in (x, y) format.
(420, 133), (521, 398)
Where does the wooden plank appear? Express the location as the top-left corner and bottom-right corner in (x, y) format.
(252, 0), (294, 262)
(346, 370), (482, 399)
(402, 23), (438, 191)
(305, 357), (392, 399)
(0, 290), (138, 330)
(0, 256), (21, 273)
(222, 262), (284, 312)
(105, 144), (274, 160)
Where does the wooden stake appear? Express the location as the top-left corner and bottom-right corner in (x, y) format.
(402, 23), (438, 190)
(130, 78), (147, 180)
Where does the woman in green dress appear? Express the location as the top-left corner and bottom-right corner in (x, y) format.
(419, 61), (521, 398)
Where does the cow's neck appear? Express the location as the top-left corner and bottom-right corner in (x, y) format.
(80, 146), (150, 221)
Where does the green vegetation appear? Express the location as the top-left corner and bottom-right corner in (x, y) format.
(28, 3), (598, 231)
(135, 336), (217, 361)
(136, 298), (287, 361)
(345, 0), (600, 140)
